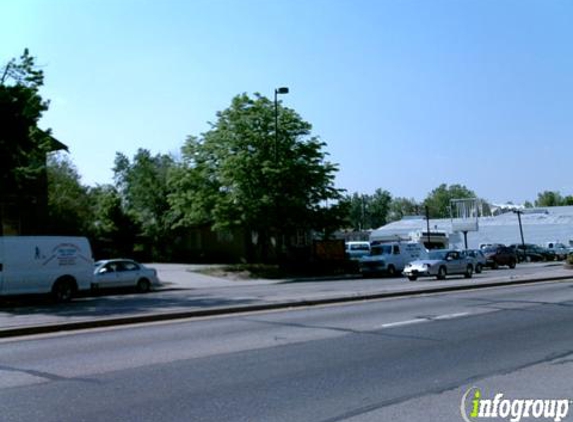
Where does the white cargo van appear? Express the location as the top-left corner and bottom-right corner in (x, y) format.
(359, 242), (427, 277)
(0, 236), (94, 302)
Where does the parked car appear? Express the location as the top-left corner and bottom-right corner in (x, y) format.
(509, 243), (552, 262)
(93, 259), (160, 292)
(403, 249), (474, 281)
(464, 249), (486, 273)
(545, 242), (570, 260)
(482, 245), (517, 269)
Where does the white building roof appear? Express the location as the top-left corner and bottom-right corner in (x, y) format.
(371, 206), (573, 248)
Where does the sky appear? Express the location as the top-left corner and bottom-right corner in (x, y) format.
(1, 0), (572, 205)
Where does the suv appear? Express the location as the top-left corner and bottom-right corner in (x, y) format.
(482, 245), (517, 269)
(509, 243), (553, 262)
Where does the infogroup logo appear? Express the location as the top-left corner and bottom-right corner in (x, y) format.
(461, 387), (571, 422)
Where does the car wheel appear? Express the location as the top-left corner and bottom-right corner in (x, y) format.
(136, 278), (151, 293)
(509, 259), (516, 269)
(464, 265), (473, 279)
(407, 275), (417, 281)
(475, 263), (483, 274)
(387, 265), (396, 277)
(52, 278), (75, 303)
(436, 266), (447, 280)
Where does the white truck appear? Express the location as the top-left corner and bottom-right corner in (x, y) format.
(359, 242), (428, 277)
(0, 236), (94, 302)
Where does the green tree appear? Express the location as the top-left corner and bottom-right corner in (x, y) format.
(535, 191), (564, 207)
(369, 189), (392, 228)
(0, 49), (52, 193)
(168, 93), (343, 261)
(342, 193), (367, 230)
(46, 153), (92, 235)
(388, 197), (420, 222)
(423, 184), (477, 218)
(113, 149), (177, 260)
(343, 189), (393, 230)
(89, 184), (140, 258)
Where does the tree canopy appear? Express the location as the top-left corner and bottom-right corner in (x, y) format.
(0, 49), (52, 193)
(535, 191), (573, 207)
(168, 93), (344, 259)
(423, 183), (478, 219)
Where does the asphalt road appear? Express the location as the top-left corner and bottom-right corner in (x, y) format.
(1, 281), (573, 422)
(1, 263), (569, 333)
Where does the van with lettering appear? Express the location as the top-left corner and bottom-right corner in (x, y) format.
(0, 236), (94, 302)
(359, 241), (428, 277)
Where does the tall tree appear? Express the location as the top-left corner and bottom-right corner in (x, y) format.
(388, 197), (420, 222)
(113, 149), (177, 260)
(343, 189), (393, 230)
(535, 191), (564, 207)
(423, 184), (477, 218)
(0, 49), (51, 193)
(168, 93), (343, 261)
(89, 184), (140, 259)
(46, 153), (91, 235)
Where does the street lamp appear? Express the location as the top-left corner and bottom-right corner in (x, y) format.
(274, 87), (289, 163)
(513, 209), (526, 260)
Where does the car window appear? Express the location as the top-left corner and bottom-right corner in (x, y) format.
(123, 262), (140, 271)
(429, 251), (447, 260)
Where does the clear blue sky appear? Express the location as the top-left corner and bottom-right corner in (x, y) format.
(2, 0), (571, 204)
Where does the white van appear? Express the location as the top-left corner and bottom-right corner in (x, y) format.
(345, 241), (371, 261)
(359, 242), (428, 277)
(0, 236), (94, 302)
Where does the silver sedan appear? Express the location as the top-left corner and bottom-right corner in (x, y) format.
(403, 249), (474, 281)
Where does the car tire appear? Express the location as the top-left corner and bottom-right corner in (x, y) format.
(387, 265), (397, 277)
(475, 263), (483, 274)
(464, 265), (473, 279)
(509, 260), (516, 269)
(436, 266), (447, 280)
(52, 278), (75, 303)
(136, 278), (151, 293)
(407, 275), (417, 281)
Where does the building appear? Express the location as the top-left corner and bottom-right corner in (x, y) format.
(370, 206), (573, 249)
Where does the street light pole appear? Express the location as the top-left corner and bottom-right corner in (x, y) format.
(273, 87), (289, 260)
(514, 209), (526, 258)
(274, 87), (289, 163)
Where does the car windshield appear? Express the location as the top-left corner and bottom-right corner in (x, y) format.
(370, 245), (392, 256)
(428, 251), (447, 260)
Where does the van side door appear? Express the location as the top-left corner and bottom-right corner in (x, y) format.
(392, 244), (404, 269)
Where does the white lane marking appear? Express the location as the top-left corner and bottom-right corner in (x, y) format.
(379, 312), (471, 329)
(380, 319), (426, 328)
(433, 312), (470, 320)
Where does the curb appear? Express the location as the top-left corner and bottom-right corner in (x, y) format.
(1, 274), (572, 339)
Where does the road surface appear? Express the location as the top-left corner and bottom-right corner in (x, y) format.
(1, 280), (573, 421)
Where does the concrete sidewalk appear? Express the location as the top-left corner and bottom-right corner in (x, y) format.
(0, 263), (572, 338)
